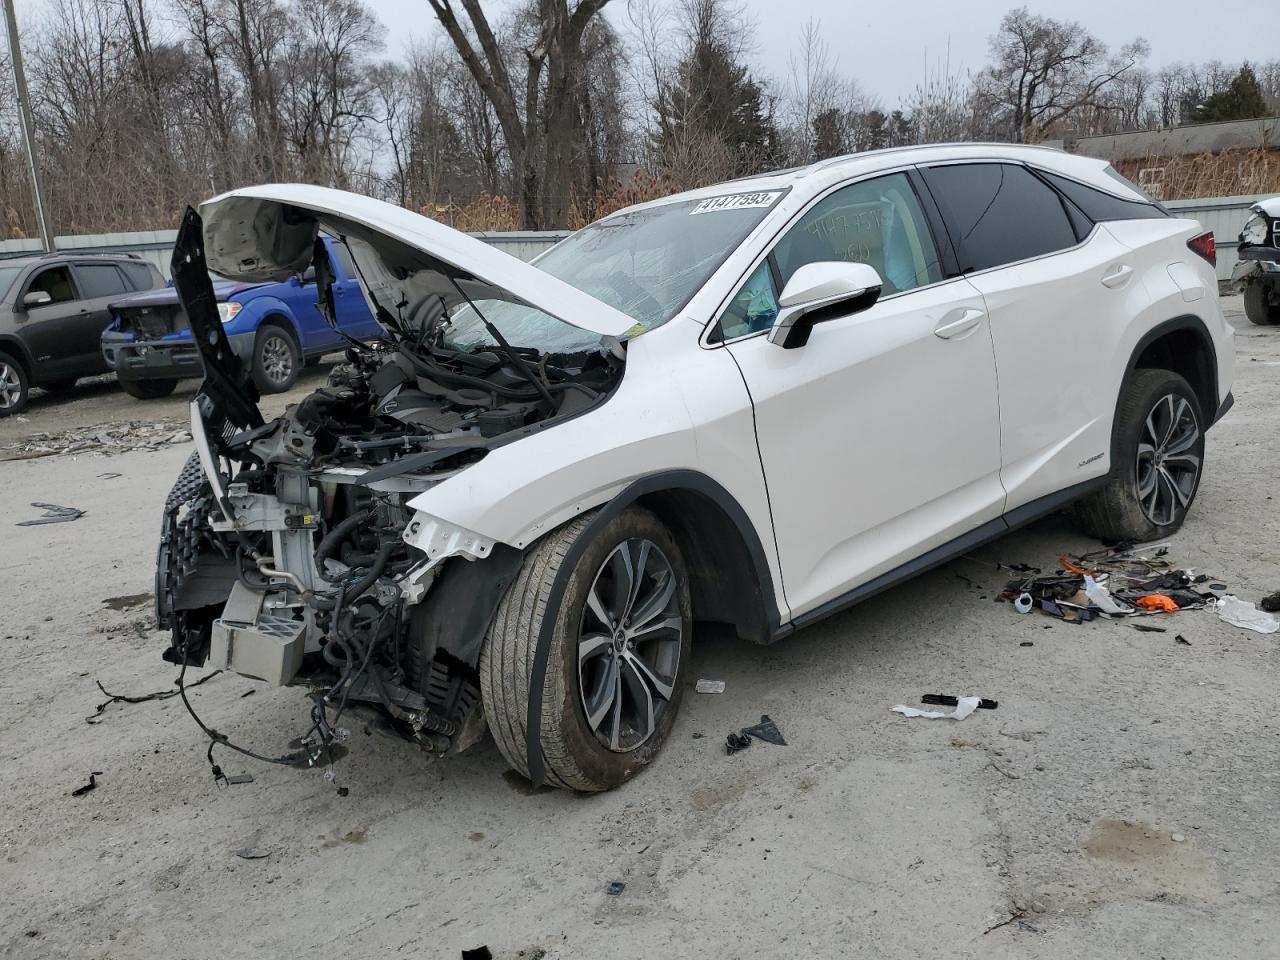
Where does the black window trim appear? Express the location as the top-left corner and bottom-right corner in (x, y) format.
(917, 159), (1101, 280)
(702, 164), (964, 348)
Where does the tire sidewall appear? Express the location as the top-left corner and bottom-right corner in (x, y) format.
(1111, 371), (1205, 539)
(546, 508), (692, 790)
(254, 323), (300, 393)
(0, 351), (29, 417)
(1244, 282), (1280, 326)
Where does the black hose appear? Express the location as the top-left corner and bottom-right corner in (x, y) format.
(315, 509), (372, 583)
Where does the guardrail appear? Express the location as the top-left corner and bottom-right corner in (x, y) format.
(0, 228), (571, 273)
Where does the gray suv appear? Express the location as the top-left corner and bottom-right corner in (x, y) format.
(0, 253), (165, 416)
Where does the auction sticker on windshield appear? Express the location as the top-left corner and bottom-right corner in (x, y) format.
(690, 191), (783, 215)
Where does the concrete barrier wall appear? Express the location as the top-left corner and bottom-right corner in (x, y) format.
(0, 228), (572, 274)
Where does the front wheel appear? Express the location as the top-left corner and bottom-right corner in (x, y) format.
(1074, 369), (1205, 542)
(251, 323), (300, 393)
(0, 351), (30, 417)
(1244, 281), (1280, 326)
(120, 377), (178, 400)
(481, 507), (692, 791)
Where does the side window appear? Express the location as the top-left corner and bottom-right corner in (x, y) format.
(76, 263), (129, 299)
(1039, 171), (1168, 222)
(921, 163), (1077, 273)
(773, 172), (944, 297)
(327, 240), (356, 277)
(26, 266), (77, 305)
(120, 261), (160, 291)
(716, 262), (779, 341)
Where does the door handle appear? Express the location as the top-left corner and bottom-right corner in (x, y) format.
(1101, 264), (1133, 289)
(934, 307), (985, 340)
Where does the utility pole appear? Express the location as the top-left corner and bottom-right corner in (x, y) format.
(2, 0), (55, 252)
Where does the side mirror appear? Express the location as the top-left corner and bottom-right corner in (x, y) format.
(300, 266), (316, 284)
(768, 262), (882, 349)
(22, 290), (53, 309)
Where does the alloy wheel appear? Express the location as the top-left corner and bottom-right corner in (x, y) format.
(1135, 393), (1201, 526)
(260, 333), (294, 386)
(577, 538), (682, 752)
(0, 361), (22, 409)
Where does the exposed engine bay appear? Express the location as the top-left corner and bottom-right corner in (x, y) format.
(158, 204), (622, 769)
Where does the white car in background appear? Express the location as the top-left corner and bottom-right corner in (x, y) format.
(159, 143), (1234, 792)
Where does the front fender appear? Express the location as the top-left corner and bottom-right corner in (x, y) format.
(227, 294), (300, 352)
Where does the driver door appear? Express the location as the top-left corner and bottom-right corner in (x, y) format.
(720, 171), (1006, 621)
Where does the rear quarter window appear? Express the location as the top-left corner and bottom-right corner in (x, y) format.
(1039, 171), (1168, 222)
(121, 261), (162, 291)
(922, 163), (1078, 273)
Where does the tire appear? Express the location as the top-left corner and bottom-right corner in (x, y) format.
(1243, 282), (1280, 326)
(120, 377), (179, 400)
(481, 506), (692, 792)
(40, 378), (78, 395)
(251, 323), (300, 393)
(0, 351), (30, 417)
(1074, 369), (1205, 542)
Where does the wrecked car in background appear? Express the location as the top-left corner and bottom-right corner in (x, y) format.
(102, 235), (381, 399)
(1234, 196), (1280, 325)
(160, 144), (1234, 792)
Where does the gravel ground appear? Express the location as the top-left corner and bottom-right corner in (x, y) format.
(1, 296), (1277, 960)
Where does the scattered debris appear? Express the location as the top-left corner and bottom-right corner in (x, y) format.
(461, 947), (493, 960)
(999, 544), (1218, 624)
(71, 772), (102, 797)
(85, 671), (221, 724)
(1175, 635), (1192, 646)
(922, 694), (997, 710)
(989, 760), (1021, 780)
(16, 502), (85, 526)
(1132, 623), (1167, 633)
(983, 911), (1027, 935)
(1135, 594), (1179, 613)
(893, 696), (982, 720)
(1261, 591), (1280, 612)
(0, 417), (189, 462)
(725, 715), (787, 753)
(695, 679), (726, 694)
(101, 592), (151, 611)
(235, 848), (270, 860)
(97, 472), (122, 480)
(223, 774), (255, 785)
(606, 881), (626, 896)
(1216, 596), (1280, 634)
(1019, 641), (1034, 647)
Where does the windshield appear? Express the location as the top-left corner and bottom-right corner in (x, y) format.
(0, 266), (24, 301)
(533, 190), (788, 333)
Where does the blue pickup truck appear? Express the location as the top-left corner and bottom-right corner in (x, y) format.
(101, 235), (379, 398)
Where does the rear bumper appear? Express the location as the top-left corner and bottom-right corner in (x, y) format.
(102, 331), (254, 381)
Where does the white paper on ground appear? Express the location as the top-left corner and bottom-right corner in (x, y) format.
(1084, 574), (1134, 615)
(1216, 595), (1280, 634)
(695, 679), (726, 694)
(892, 696), (981, 720)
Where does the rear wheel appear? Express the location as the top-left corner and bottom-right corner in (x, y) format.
(252, 323), (300, 393)
(481, 507), (691, 792)
(0, 351), (30, 417)
(1074, 369), (1205, 542)
(1244, 282), (1280, 326)
(120, 377), (179, 400)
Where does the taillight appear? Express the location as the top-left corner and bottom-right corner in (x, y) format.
(1187, 231), (1216, 267)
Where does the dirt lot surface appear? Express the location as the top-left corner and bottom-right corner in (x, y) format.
(2, 296), (1278, 959)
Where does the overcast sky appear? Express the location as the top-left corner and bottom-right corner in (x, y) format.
(371, 0), (1268, 107)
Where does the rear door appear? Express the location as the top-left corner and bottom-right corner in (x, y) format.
(918, 162), (1137, 511)
(721, 171), (1005, 619)
(70, 262), (133, 372)
(15, 264), (86, 379)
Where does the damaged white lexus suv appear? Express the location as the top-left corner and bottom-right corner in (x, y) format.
(160, 144), (1234, 791)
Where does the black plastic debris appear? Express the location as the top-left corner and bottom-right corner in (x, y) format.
(923, 694), (998, 710)
(726, 715), (787, 754)
(725, 731), (752, 754)
(1132, 624), (1167, 633)
(16, 502), (85, 526)
(1019, 641), (1034, 647)
(71, 772), (102, 797)
(606, 881), (626, 896)
(1176, 635), (1192, 646)
(86, 671), (221, 724)
(235, 848), (270, 860)
(461, 947), (493, 960)
(1261, 592), (1280, 613)
(224, 774), (255, 785)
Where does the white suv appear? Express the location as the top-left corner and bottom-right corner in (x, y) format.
(159, 143), (1233, 791)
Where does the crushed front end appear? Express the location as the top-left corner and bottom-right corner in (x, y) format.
(156, 202), (621, 758)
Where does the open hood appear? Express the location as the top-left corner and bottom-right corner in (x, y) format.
(198, 184), (637, 339)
